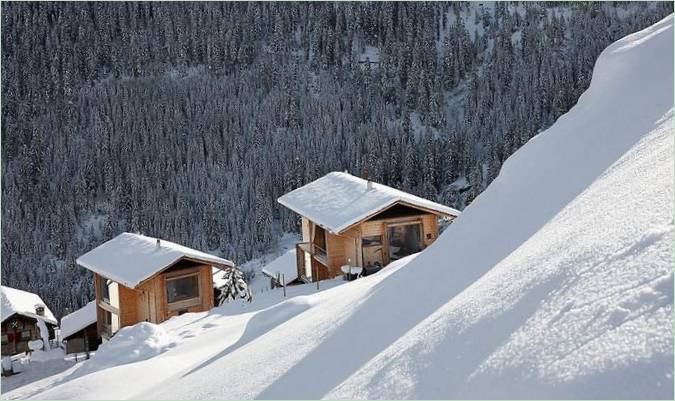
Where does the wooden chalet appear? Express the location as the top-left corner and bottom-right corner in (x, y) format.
(60, 301), (100, 355)
(278, 172), (460, 282)
(1, 286), (58, 356)
(77, 233), (234, 339)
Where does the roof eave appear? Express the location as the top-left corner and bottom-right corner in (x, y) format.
(79, 255), (234, 290)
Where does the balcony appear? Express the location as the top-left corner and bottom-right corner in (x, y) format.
(296, 242), (329, 282)
(296, 242), (328, 265)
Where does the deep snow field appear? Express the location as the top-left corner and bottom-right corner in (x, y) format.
(2, 13), (673, 401)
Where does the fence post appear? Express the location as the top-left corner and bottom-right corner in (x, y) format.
(282, 274), (286, 297)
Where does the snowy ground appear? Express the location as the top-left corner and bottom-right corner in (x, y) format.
(0, 349), (84, 397)
(3, 15), (673, 400)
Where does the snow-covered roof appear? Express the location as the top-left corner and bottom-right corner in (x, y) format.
(1, 286), (57, 325)
(60, 301), (97, 339)
(261, 249), (298, 283)
(77, 233), (234, 289)
(278, 172), (460, 234)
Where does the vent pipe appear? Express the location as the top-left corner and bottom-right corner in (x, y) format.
(156, 239), (161, 248)
(367, 180), (373, 190)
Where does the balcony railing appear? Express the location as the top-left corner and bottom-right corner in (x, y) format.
(296, 242), (328, 265)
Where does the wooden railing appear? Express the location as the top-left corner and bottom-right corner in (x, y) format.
(296, 242), (328, 265)
(296, 242), (329, 283)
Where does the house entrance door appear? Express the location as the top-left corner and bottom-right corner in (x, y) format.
(386, 222), (423, 262)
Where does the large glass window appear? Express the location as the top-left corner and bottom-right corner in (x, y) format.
(362, 235), (384, 270)
(166, 274), (200, 304)
(387, 223), (422, 261)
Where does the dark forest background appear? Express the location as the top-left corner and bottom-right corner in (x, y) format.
(2, 1), (672, 318)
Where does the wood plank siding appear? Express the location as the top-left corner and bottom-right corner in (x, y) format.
(296, 202), (453, 282)
(93, 262), (215, 338)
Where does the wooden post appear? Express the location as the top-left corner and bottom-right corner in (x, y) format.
(316, 264), (320, 290)
(282, 274), (286, 297)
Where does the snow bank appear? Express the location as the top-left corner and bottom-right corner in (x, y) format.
(75, 322), (175, 376)
(326, 14), (675, 399)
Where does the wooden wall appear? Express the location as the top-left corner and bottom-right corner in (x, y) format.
(93, 263), (215, 339)
(320, 212), (442, 279)
(1, 315), (56, 356)
(64, 323), (100, 355)
(421, 214), (439, 246)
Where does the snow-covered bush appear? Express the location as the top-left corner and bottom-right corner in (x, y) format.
(217, 267), (252, 305)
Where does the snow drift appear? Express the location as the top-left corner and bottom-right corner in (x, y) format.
(21, 14), (674, 400)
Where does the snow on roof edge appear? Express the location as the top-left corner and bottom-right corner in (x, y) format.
(60, 301), (97, 339)
(278, 172), (461, 234)
(77, 233), (235, 289)
(1, 286), (58, 325)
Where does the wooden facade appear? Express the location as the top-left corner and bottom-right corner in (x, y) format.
(295, 202), (451, 282)
(63, 323), (100, 355)
(1, 315), (56, 356)
(94, 259), (216, 339)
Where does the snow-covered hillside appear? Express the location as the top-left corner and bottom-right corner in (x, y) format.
(7, 14), (673, 400)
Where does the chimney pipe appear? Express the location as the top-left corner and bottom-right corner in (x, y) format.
(35, 305), (45, 316)
(367, 180), (373, 190)
(156, 239), (161, 248)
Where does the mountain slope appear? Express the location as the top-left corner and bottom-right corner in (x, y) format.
(27, 14), (675, 400)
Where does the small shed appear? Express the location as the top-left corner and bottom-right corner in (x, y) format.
(60, 301), (100, 355)
(278, 172), (460, 282)
(77, 233), (234, 339)
(1, 286), (57, 356)
(261, 249), (303, 287)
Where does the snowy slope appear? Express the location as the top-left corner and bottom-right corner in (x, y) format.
(17, 15), (674, 400)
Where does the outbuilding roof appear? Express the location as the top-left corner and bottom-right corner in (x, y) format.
(1, 286), (58, 325)
(77, 232), (234, 289)
(278, 172), (460, 234)
(261, 249), (299, 283)
(60, 301), (97, 339)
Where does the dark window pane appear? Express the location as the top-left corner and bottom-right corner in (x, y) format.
(387, 224), (422, 261)
(100, 279), (110, 302)
(166, 275), (200, 304)
(362, 236), (382, 246)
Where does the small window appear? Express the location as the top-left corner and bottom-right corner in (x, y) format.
(362, 236), (382, 247)
(1, 335), (8, 344)
(21, 330), (31, 340)
(166, 274), (200, 304)
(100, 278), (111, 303)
